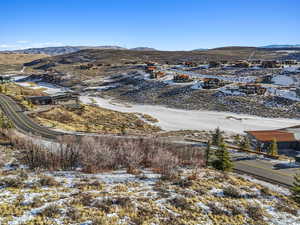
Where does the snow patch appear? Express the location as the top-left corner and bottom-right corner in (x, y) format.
(80, 96), (300, 134)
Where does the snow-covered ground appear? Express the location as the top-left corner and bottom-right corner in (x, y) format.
(283, 66), (300, 72)
(80, 96), (300, 134)
(170, 69), (257, 83)
(16, 81), (70, 95)
(272, 75), (295, 86)
(267, 87), (300, 102)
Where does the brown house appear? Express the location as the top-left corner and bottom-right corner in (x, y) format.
(261, 60), (281, 68)
(239, 84), (267, 95)
(173, 74), (191, 82)
(151, 71), (166, 79)
(246, 129), (299, 151)
(184, 61), (197, 67)
(202, 78), (225, 89)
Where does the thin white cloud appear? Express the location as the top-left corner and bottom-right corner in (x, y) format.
(33, 42), (64, 47)
(0, 44), (18, 49)
(16, 40), (30, 44)
(0, 42), (66, 50)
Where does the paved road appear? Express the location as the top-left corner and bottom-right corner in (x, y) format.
(234, 159), (295, 186)
(0, 94), (62, 139)
(0, 94), (297, 187)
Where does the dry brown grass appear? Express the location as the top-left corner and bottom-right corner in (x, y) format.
(31, 104), (161, 134)
(0, 53), (47, 65)
(1, 83), (46, 97)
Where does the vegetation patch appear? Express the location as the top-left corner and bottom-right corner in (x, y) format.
(31, 104), (161, 134)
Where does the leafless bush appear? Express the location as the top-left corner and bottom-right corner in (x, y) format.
(0, 176), (23, 188)
(207, 202), (230, 215)
(12, 135), (204, 174)
(169, 197), (191, 210)
(66, 207), (81, 220)
(275, 203), (299, 216)
(247, 204), (265, 221)
(151, 149), (179, 177)
(38, 175), (59, 186)
(223, 185), (242, 198)
(225, 203), (244, 215)
(37, 204), (61, 218)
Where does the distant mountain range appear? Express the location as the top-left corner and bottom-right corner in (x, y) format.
(130, 47), (157, 51)
(192, 48), (208, 51)
(260, 44), (300, 49)
(1, 46), (158, 56)
(2, 44), (300, 56)
(1, 46), (126, 56)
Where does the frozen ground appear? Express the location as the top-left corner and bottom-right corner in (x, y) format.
(16, 81), (70, 95)
(0, 158), (299, 225)
(80, 96), (300, 134)
(272, 75), (296, 86)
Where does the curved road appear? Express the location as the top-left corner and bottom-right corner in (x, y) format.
(0, 94), (62, 139)
(0, 94), (295, 187)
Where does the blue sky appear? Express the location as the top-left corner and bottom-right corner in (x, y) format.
(0, 0), (299, 50)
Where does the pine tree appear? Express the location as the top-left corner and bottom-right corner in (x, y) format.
(291, 173), (300, 204)
(212, 141), (233, 172)
(268, 138), (278, 156)
(239, 136), (250, 150)
(212, 127), (223, 146)
(205, 140), (211, 167)
(234, 134), (241, 145)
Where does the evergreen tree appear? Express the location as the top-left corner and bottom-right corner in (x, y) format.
(5, 120), (14, 129)
(268, 138), (278, 156)
(234, 134), (241, 145)
(291, 173), (300, 204)
(205, 140), (211, 167)
(239, 136), (250, 150)
(212, 127), (223, 146)
(212, 141), (233, 172)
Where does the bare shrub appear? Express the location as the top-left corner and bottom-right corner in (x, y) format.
(207, 202), (229, 215)
(66, 207), (81, 220)
(169, 197), (191, 210)
(0, 176), (23, 188)
(119, 140), (145, 170)
(79, 136), (116, 173)
(78, 193), (95, 206)
(38, 175), (59, 186)
(260, 187), (272, 196)
(92, 198), (113, 212)
(225, 203), (244, 215)
(13, 135), (204, 174)
(37, 204), (61, 218)
(275, 203), (299, 216)
(151, 149), (179, 178)
(223, 185), (242, 198)
(92, 216), (111, 225)
(114, 197), (133, 208)
(247, 204), (265, 221)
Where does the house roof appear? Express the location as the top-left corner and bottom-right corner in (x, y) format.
(246, 130), (296, 142)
